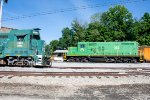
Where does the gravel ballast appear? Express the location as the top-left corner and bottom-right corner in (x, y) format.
(0, 83), (150, 100)
(0, 75), (150, 86)
(0, 62), (149, 72)
(0, 62), (150, 100)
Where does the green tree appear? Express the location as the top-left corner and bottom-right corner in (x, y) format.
(91, 13), (102, 22)
(137, 12), (150, 45)
(45, 44), (51, 56)
(85, 22), (108, 42)
(49, 40), (59, 53)
(58, 27), (73, 49)
(101, 5), (135, 41)
(71, 19), (86, 46)
(49, 5), (150, 48)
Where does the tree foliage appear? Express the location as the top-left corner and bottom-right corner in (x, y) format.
(137, 12), (150, 45)
(101, 5), (135, 41)
(47, 5), (150, 54)
(58, 27), (73, 49)
(49, 40), (59, 53)
(71, 19), (86, 46)
(45, 44), (51, 56)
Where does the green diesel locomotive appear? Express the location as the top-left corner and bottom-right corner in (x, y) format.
(65, 42), (139, 63)
(0, 28), (51, 66)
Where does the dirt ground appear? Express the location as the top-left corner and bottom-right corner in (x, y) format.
(0, 83), (150, 100)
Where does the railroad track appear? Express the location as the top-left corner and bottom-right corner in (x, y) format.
(0, 70), (149, 87)
(1, 65), (150, 69)
(52, 67), (150, 70)
(0, 65), (150, 77)
(0, 65), (51, 68)
(0, 71), (150, 77)
(1, 66), (150, 73)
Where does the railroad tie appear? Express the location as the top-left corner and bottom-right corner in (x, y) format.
(106, 76), (110, 78)
(66, 76), (70, 78)
(52, 76), (56, 78)
(81, 76), (85, 78)
(114, 76), (118, 78)
(88, 76), (93, 78)
(0, 76), (4, 78)
(58, 76), (62, 78)
(75, 76), (78, 78)
(134, 75), (138, 77)
(7, 75), (14, 79)
(96, 76), (101, 79)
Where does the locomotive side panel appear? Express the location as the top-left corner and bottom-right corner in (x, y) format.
(143, 47), (150, 62)
(74, 42), (138, 57)
(66, 41), (139, 62)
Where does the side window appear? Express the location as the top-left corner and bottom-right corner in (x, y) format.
(17, 36), (25, 47)
(30, 35), (40, 40)
(33, 35), (40, 40)
(102, 46), (104, 51)
(0, 35), (8, 38)
(80, 44), (85, 48)
(98, 46), (101, 51)
(80, 44), (85, 52)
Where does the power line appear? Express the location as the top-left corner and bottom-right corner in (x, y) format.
(2, 0), (147, 22)
(3, 0), (146, 21)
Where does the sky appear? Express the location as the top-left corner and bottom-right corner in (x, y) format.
(2, 0), (150, 44)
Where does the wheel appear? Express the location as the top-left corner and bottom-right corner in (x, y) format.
(131, 58), (137, 63)
(123, 58), (128, 63)
(48, 61), (52, 68)
(75, 58), (80, 62)
(50, 60), (52, 67)
(24, 61), (29, 66)
(69, 57), (75, 62)
(117, 58), (123, 63)
(81, 57), (89, 62)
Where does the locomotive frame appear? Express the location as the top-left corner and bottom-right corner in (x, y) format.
(0, 28), (51, 67)
(64, 42), (149, 63)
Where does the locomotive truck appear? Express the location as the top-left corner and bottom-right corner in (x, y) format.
(64, 42), (150, 63)
(0, 28), (51, 66)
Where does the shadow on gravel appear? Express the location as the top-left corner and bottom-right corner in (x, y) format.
(0, 83), (150, 100)
(61, 84), (150, 100)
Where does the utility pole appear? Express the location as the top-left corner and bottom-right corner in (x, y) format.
(0, 0), (4, 28)
(0, 0), (8, 28)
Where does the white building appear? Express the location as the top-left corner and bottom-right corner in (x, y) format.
(52, 50), (68, 62)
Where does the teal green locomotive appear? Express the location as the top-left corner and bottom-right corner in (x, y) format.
(65, 42), (139, 63)
(0, 28), (50, 66)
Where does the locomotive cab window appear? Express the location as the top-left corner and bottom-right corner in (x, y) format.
(32, 31), (40, 40)
(80, 44), (85, 48)
(0, 35), (8, 38)
(30, 35), (40, 40)
(16, 35), (25, 47)
(31, 35), (40, 40)
(17, 36), (25, 42)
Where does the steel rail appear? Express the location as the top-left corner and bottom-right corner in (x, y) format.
(1, 65), (150, 70)
(0, 71), (150, 77)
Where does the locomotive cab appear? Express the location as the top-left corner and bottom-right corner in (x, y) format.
(30, 29), (45, 66)
(0, 29), (47, 66)
(0, 28), (51, 67)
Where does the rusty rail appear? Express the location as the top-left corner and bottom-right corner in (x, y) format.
(0, 71), (149, 77)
